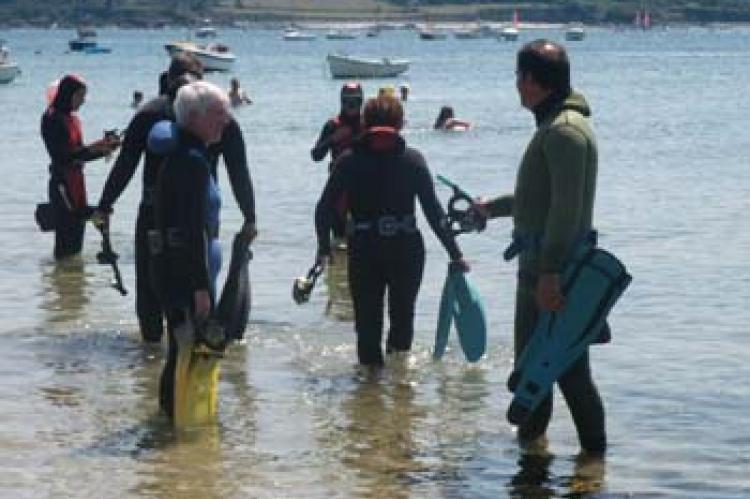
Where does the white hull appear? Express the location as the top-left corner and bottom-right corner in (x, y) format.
(165, 42), (235, 72)
(0, 63), (20, 84)
(499, 27), (519, 41)
(565, 28), (586, 41)
(326, 31), (357, 40)
(283, 30), (316, 41)
(327, 54), (409, 79)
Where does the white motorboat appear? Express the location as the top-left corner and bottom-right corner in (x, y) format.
(326, 53), (409, 79)
(164, 41), (235, 72)
(565, 23), (586, 41)
(326, 30), (357, 40)
(283, 28), (316, 41)
(499, 26), (519, 41)
(0, 43), (20, 84)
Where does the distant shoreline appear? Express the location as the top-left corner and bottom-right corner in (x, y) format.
(3, 1), (750, 29)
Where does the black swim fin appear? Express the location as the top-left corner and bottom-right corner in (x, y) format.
(215, 232), (252, 341)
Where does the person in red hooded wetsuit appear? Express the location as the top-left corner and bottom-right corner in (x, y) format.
(41, 74), (120, 259)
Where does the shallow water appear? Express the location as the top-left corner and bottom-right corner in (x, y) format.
(0, 26), (749, 498)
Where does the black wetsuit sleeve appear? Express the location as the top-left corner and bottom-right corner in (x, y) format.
(41, 113), (104, 174)
(220, 119), (256, 224)
(98, 110), (151, 211)
(311, 120), (336, 162)
(487, 194), (514, 218)
(183, 162), (210, 292)
(314, 157), (348, 256)
(413, 154), (463, 261)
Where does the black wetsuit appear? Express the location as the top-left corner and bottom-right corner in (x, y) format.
(151, 129), (214, 417)
(315, 127), (462, 365)
(98, 95), (255, 342)
(311, 114), (362, 239)
(41, 104), (106, 259)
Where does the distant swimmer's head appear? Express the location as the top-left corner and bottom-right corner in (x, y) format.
(340, 82), (363, 117)
(174, 81), (231, 145)
(52, 74), (87, 112)
(166, 53), (204, 101)
(516, 39), (571, 109)
(434, 106), (455, 130)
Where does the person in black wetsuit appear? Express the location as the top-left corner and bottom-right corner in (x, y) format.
(311, 82), (364, 241)
(149, 81), (230, 418)
(94, 54), (257, 343)
(315, 96), (470, 366)
(41, 74), (121, 260)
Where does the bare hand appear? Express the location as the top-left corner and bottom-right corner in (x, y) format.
(194, 289), (211, 319)
(473, 197), (492, 219)
(450, 257), (470, 273)
(241, 221), (257, 243)
(536, 273), (565, 312)
(91, 209), (109, 228)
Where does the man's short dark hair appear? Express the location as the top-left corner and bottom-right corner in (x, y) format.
(517, 39), (571, 94)
(167, 53), (203, 82)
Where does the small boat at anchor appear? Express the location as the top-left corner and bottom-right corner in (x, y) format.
(326, 53), (409, 79)
(0, 42), (20, 84)
(164, 41), (236, 72)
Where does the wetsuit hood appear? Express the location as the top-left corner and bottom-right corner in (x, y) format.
(533, 89), (590, 126)
(52, 74), (86, 113)
(358, 126), (405, 154)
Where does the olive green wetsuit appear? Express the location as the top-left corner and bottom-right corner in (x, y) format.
(488, 91), (606, 453)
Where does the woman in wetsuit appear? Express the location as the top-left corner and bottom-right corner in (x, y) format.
(149, 81), (230, 417)
(315, 96), (470, 366)
(41, 74), (120, 259)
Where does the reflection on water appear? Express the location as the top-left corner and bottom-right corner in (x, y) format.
(39, 258), (91, 325)
(340, 359), (425, 499)
(506, 452), (607, 498)
(324, 246), (353, 321)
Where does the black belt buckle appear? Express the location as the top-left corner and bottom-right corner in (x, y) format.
(166, 228), (187, 248)
(378, 216), (399, 237)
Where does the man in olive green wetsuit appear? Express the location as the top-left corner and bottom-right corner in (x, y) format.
(478, 40), (606, 455)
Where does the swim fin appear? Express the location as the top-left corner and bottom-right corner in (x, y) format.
(172, 315), (222, 429)
(433, 264), (487, 362)
(507, 244), (632, 425)
(215, 232), (252, 341)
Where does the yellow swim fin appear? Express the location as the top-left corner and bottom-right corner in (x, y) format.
(172, 317), (223, 429)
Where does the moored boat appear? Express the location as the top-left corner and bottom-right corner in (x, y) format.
(0, 42), (20, 84)
(283, 28), (317, 41)
(565, 23), (586, 41)
(164, 41), (236, 72)
(326, 53), (409, 79)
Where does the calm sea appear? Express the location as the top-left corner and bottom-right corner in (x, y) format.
(0, 25), (748, 498)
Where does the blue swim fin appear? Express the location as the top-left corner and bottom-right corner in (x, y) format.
(507, 244), (632, 425)
(434, 266), (487, 362)
(451, 271), (487, 362)
(433, 270), (455, 359)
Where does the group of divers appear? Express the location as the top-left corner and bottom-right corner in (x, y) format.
(37, 38), (631, 458)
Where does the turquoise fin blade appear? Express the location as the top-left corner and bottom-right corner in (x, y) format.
(433, 270), (455, 359)
(451, 270), (488, 362)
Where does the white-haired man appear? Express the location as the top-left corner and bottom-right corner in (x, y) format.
(149, 81), (231, 419)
